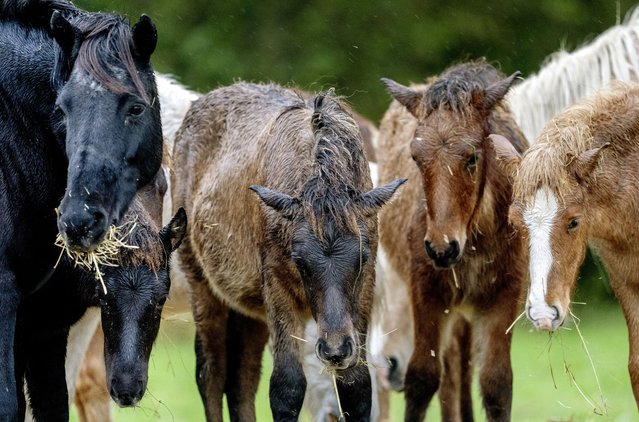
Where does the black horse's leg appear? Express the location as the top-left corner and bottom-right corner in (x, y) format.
(0, 270), (20, 420)
(224, 311), (269, 422)
(24, 329), (70, 422)
(334, 363), (372, 421)
(264, 277), (306, 422)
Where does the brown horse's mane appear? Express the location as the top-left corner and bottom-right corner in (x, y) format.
(301, 91), (368, 240)
(513, 80), (639, 202)
(423, 59), (505, 114)
(68, 12), (151, 103)
(115, 200), (164, 272)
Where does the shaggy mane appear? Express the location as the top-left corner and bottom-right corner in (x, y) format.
(513, 80), (639, 202)
(302, 90), (368, 240)
(116, 200), (164, 272)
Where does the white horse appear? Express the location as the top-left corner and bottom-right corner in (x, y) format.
(508, 7), (639, 141)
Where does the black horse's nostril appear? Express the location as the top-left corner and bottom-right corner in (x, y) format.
(316, 336), (355, 366)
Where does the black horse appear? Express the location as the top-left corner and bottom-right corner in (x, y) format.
(0, 0), (162, 419)
(18, 199), (186, 420)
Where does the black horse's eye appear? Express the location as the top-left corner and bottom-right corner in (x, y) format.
(128, 104), (145, 117)
(568, 218), (579, 231)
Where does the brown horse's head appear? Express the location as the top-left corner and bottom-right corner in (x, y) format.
(251, 93), (405, 370)
(491, 124), (609, 331)
(382, 63), (520, 268)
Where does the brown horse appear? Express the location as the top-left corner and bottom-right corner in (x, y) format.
(172, 82), (404, 421)
(491, 80), (639, 410)
(378, 60), (528, 421)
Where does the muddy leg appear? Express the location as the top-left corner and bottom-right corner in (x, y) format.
(439, 315), (473, 422)
(474, 306), (513, 422)
(333, 363), (372, 421)
(225, 311), (269, 422)
(189, 275), (229, 420)
(403, 271), (445, 422)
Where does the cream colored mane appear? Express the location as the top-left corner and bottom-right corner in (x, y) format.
(508, 7), (639, 142)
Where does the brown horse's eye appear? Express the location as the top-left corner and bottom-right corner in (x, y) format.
(567, 218), (579, 231)
(466, 154), (478, 170)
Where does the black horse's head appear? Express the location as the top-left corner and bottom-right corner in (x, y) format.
(50, 10), (162, 251)
(99, 206), (186, 407)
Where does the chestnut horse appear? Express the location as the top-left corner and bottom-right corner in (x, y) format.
(172, 82), (404, 421)
(491, 80), (639, 410)
(379, 60), (528, 421)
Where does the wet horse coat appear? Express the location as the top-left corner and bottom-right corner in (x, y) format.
(172, 82), (403, 421)
(0, 0), (162, 419)
(493, 80), (639, 411)
(379, 61), (528, 421)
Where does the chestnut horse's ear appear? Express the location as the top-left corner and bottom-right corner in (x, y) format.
(160, 207), (187, 253)
(381, 78), (423, 117)
(132, 14), (157, 62)
(358, 178), (407, 211)
(569, 143), (610, 185)
(487, 134), (522, 178)
(50, 11), (83, 60)
(474, 71), (522, 113)
(250, 185), (301, 218)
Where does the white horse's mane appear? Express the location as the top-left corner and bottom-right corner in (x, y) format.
(508, 7), (639, 142)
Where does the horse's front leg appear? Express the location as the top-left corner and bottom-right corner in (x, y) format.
(264, 282), (306, 421)
(333, 362), (372, 421)
(224, 310), (269, 422)
(607, 275), (639, 410)
(23, 328), (70, 422)
(404, 270), (445, 422)
(0, 268), (20, 420)
(474, 298), (516, 422)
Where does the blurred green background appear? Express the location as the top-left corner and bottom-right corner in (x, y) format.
(66, 0), (636, 420)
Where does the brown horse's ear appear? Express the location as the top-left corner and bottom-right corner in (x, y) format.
(568, 143), (610, 185)
(250, 185), (301, 218)
(473, 71), (521, 113)
(132, 14), (157, 61)
(358, 178), (407, 211)
(160, 207), (187, 253)
(487, 134), (522, 178)
(381, 78), (423, 117)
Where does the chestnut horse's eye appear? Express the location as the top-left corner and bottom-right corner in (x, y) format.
(466, 153), (478, 170)
(567, 218), (579, 231)
(128, 104), (145, 117)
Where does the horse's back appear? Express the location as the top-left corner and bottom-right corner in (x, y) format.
(173, 82), (311, 318)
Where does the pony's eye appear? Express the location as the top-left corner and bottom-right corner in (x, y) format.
(466, 154), (478, 169)
(128, 104), (145, 117)
(567, 218), (579, 231)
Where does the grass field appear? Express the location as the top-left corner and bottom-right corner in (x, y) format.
(70, 303), (635, 421)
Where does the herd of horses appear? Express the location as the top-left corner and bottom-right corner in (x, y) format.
(3, 1), (639, 421)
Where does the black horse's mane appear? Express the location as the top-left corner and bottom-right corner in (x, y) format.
(2, 0), (150, 102)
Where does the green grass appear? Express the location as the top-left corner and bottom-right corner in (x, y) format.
(71, 304), (635, 421)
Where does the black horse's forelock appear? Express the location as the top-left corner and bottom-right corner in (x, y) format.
(51, 10), (152, 103)
(303, 91), (368, 240)
(424, 59), (506, 113)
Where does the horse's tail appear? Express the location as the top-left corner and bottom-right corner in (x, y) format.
(1, 0), (77, 26)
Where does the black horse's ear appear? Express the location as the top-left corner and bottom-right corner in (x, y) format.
(381, 78), (423, 117)
(250, 185), (300, 219)
(50, 10), (82, 59)
(358, 178), (407, 211)
(132, 14), (157, 61)
(160, 207), (187, 253)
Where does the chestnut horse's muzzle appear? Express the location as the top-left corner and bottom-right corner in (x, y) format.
(424, 239), (460, 268)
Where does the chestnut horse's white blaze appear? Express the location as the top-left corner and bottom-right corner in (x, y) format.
(524, 187), (560, 329)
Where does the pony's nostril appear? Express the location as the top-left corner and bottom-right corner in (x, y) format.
(446, 240), (460, 260)
(551, 306), (561, 321)
(424, 240), (437, 259)
(388, 356), (399, 375)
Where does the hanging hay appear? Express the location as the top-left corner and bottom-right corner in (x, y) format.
(54, 219), (139, 294)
